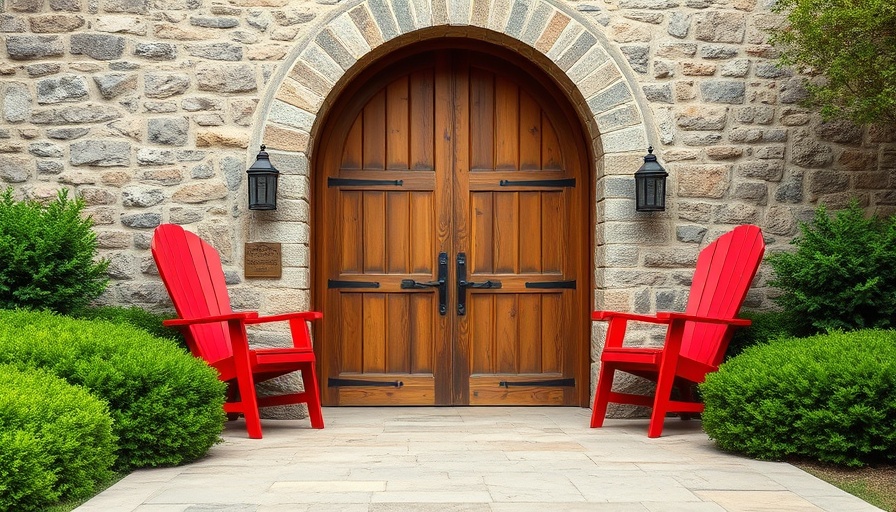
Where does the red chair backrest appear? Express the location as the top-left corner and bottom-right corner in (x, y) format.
(681, 225), (765, 366)
(151, 224), (234, 364)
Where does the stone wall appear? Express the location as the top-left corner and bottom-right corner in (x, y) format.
(2, 0), (895, 325)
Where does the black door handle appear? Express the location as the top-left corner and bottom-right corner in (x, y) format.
(400, 252), (448, 315)
(456, 252), (502, 316)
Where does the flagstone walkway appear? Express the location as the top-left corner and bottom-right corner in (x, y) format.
(76, 407), (882, 511)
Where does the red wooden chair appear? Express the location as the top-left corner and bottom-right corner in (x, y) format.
(151, 223), (324, 439)
(590, 224), (765, 437)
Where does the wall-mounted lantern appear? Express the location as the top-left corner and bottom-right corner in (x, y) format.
(635, 146), (668, 212)
(247, 145), (279, 211)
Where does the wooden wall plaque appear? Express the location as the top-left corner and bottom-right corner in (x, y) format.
(245, 242), (282, 278)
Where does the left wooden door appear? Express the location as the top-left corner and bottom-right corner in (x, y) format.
(317, 53), (455, 405)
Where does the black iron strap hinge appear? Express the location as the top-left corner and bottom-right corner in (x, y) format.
(499, 178), (575, 188)
(328, 378), (404, 388)
(328, 177), (404, 187)
(327, 279), (380, 289)
(525, 280), (576, 290)
(499, 378), (575, 388)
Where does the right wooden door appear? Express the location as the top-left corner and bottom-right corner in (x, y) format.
(316, 47), (589, 407)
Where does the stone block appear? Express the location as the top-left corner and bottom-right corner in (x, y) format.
(764, 206), (796, 236)
(0, 156), (31, 183)
(70, 140), (130, 166)
(94, 73), (137, 99)
(791, 128), (833, 168)
(29, 14), (85, 33)
(676, 224), (706, 243)
(6, 35), (65, 60)
(145, 73), (190, 99)
(70, 34), (125, 60)
(667, 11), (689, 38)
(677, 164), (729, 198)
(172, 182), (229, 204)
(134, 42), (177, 60)
(190, 16), (240, 28)
(643, 248), (698, 268)
(8, 0), (44, 12)
(95, 16), (147, 35)
(712, 203), (759, 224)
(186, 42), (244, 61)
(597, 126), (647, 154)
(700, 80), (745, 104)
(735, 160), (784, 181)
(681, 62), (716, 76)
(642, 84), (672, 104)
(121, 212), (162, 229)
(694, 11), (745, 43)
(196, 63), (257, 93)
(221, 156), (244, 190)
(675, 105), (727, 130)
(620, 45), (649, 73)
(28, 142), (63, 157)
(3, 83), (31, 123)
(122, 186), (165, 207)
(37, 74), (89, 105)
(700, 45), (739, 59)
(808, 170), (850, 200)
(148, 117), (188, 146)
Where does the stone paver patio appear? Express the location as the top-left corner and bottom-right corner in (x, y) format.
(76, 407), (883, 511)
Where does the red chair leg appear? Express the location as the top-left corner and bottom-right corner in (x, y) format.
(235, 368), (262, 439)
(301, 363), (324, 429)
(647, 368), (677, 438)
(590, 363), (615, 428)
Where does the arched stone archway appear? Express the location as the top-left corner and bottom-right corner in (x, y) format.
(248, 0), (661, 402)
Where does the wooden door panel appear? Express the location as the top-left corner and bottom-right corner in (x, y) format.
(362, 91), (386, 170)
(470, 68), (494, 171)
(409, 70), (435, 171)
(363, 192), (386, 273)
(494, 76), (519, 170)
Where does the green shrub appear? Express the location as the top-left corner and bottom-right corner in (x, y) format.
(0, 364), (116, 512)
(701, 329), (896, 467)
(0, 309), (225, 470)
(767, 201), (896, 334)
(0, 188), (109, 315)
(70, 305), (187, 350)
(725, 310), (805, 360)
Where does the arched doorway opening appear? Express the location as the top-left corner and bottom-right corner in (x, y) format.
(312, 37), (594, 407)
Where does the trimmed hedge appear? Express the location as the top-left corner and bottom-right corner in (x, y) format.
(0, 309), (226, 470)
(725, 310), (804, 360)
(0, 364), (116, 512)
(71, 305), (187, 350)
(701, 329), (896, 467)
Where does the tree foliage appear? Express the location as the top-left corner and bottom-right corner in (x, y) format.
(769, 0), (896, 125)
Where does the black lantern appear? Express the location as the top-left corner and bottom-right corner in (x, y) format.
(635, 146), (668, 212)
(247, 145), (279, 210)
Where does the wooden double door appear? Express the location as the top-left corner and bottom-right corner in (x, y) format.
(315, 46), (589, 406)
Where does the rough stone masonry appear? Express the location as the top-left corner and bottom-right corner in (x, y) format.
(2, 0), (895, 414)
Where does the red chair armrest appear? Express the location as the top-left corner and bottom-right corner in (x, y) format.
(163, 312), (259, 327)
(655, 312), (751, 327)
(243, 311), (323, 324)
(241, 311), (323, 351)
(592, 311), (671, 324)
